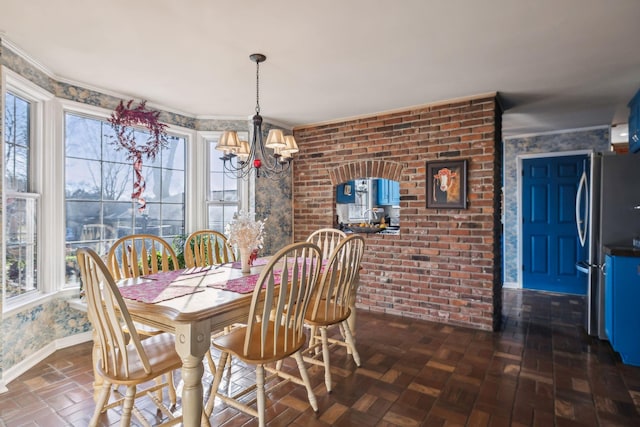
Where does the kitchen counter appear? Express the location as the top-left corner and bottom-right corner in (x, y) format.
(341, 225), (400, 235)
(604, 245), (640, 257)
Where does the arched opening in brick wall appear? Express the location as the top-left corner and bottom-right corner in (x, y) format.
(329, 160), (405, 228)
(328, 160), (404, 186)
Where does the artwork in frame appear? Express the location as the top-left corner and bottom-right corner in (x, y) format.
(426, 159), (468, 209)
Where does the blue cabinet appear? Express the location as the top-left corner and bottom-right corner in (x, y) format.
(377, 179), (388, 205)
(336, 181), (355, 204)
(629, 89), (640, 153)
(391, 181), (399, 205)
(604, 254), (640, 366)
(604, 255), (615, 345)
(377, 179), (400, 206)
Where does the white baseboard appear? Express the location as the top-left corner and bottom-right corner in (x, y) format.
(503, 282), (520, 289)
(0, 331), (92, 392)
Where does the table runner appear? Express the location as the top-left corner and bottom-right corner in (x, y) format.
(119, 267), (221, 303)
(208, 272), (272, 294)
(119, 258), (325, 302)
(208, 257), (326, 294)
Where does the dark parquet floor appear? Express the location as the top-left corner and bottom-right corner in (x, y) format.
(1, 289), (640, 426)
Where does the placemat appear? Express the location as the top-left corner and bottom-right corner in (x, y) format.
(141, 266), (214, 282)
(119, 280), (206, 303)
(208, 258), (323, 294)
(120, 267), (222, 303)
(207, 270), (287, 294)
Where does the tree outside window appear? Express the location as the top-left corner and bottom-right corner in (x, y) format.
(64, 112), (185, 285)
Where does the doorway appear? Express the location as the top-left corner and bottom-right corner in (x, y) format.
(521, 154), (588, 294)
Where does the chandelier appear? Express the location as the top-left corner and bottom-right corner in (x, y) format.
(215, 53), (298, 179)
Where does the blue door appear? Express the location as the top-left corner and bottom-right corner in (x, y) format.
(522, 155), (588, 294)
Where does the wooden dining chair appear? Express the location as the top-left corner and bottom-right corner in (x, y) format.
(302, 234), (365, 392)
(106, 233), (179, 402)
(306, 227), (347, 260)
(80, 223), (117, 256)
(203, 242), (323, 427)
(107, 234), (178, 281)
(183, 229), (235, 268)
(183, 230), (237, 380)
(76, 247), (183, 427)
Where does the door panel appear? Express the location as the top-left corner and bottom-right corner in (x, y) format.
(530, 235), (548, 273)
(530, 185), (548, 223)
(558, 236), (577, 275)
(522, 155), (588, 294)
(559, 184), (576, 223)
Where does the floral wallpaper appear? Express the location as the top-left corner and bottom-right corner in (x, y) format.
(255, 122), (293, 256)
(1, 299), (92, 369)
(0, 40), (292, 378)
(503, 128), (610, 285)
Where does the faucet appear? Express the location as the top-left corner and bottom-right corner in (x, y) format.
(361, 208), (380, 223)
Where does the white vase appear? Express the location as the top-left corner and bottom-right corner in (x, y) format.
(239, 247), (252, 273)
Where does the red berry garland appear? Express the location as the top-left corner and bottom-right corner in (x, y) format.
(108, 100), (168, 212)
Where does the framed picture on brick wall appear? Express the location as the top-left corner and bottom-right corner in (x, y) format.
(426, 159), (468, 209)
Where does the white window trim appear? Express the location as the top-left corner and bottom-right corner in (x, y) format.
(2, 67), (56, 312)
(0, 50), (261, 316)
(59, 97), (197, 239)
(198, 131), (250, 229)
(2, 91), (196, 313)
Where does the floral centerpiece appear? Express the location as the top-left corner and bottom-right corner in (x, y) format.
(225, 211), (267, 273)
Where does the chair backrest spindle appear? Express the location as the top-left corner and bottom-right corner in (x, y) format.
(184, 230), (235, 268)
(243, 242), (322, 359)
(306, 228), (347, 260)
(107, 234), (178, 280)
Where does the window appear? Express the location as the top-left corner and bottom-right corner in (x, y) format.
(3, 82), (45, 301)
(206, 132), (246, 232)
(64, 112), (186, 284)
(5, 92), (31, 192)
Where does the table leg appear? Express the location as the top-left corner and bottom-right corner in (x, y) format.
(347, 293), (358, 355)
(348, 274), (361, 342)
(347, 309), (356, 339)
(175, 320), (211, 427)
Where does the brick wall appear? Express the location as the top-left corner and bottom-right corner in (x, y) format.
(292, 94), (503, 331)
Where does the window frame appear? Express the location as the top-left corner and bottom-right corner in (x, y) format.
(2, 67), (54, 311)
(199, 131), (249, 232)
(60, 101), (194, 286)
(1, 70), (251, 313)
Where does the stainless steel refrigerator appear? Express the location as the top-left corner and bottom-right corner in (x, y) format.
(576, 152), (640, 339)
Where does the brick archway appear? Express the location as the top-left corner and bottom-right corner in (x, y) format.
(328, 160), (404, 186)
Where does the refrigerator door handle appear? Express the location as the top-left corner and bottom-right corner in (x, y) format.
(576, 170), (589, 247)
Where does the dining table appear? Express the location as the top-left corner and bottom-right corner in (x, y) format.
(112, 258), (271, 427)
(94, 254), (358, 426)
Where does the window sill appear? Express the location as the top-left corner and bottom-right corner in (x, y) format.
(68, 297), (87, 312)
(3, 288), (81, 316)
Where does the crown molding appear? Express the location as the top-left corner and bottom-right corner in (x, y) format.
(293, 91), (499, 130)
(1, 35), (55, 78)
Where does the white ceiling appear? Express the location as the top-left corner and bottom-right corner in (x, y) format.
(1, 0), (639, 138)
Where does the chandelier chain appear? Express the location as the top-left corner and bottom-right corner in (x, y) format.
(255, 60), (260, 114)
